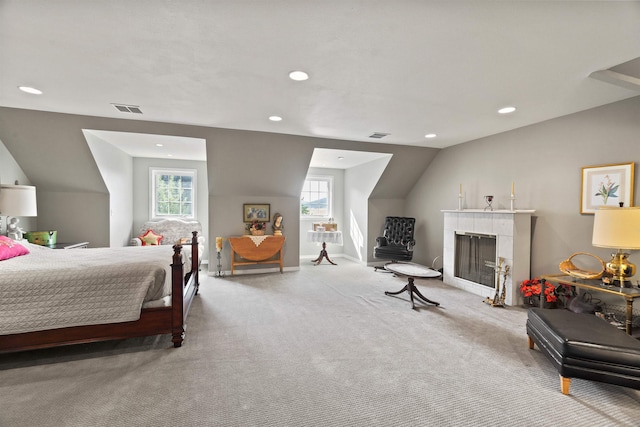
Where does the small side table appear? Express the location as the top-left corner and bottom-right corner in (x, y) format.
(384, 262), (442, 309)
(228, 236), (285, 275)
(46, 242), (89, 249)
(307, 230), (343, 265)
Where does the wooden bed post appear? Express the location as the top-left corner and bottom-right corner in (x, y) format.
(171, 244), (185, 347)
(191, 231), (200, 294)
(170, 232), (200, 347)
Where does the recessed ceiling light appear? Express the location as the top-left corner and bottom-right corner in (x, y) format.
(269, 116), (283, 122)
(18, 86), (42, 95)
(156, 143), (164, 147)
(337, 156), (344, 160)
(498, 106), (516, 114)
(424, 133), (437, 139)
(289, 70), (309, 81)
(167, 154), (173, 157)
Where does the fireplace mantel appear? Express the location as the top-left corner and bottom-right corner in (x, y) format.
(441, 209), (535, 214)
(442, 209), (535, 305)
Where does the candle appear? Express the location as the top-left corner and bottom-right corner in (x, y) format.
(216, 236), (223, 252)
(459, 183), (462, 196)
(511, 181), (514, 196)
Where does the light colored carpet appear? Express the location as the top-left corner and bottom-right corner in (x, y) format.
(1, 259), (640, 426)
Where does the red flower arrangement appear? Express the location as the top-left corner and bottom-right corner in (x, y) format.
(520, 278), (557, 303)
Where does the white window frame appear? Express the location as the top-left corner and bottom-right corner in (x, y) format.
(150, 168), (197, 220)
(300, 175), (333, 219)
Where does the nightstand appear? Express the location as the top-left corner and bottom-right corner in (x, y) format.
(46, 242), (89, 249)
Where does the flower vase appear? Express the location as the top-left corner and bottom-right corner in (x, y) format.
(523, 296), (557, 309)
(250, 229), (265, 236)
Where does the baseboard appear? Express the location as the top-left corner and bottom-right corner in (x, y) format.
(207, 266), (300, 276)
(299, 253), (346, 260)
(301, 253), (374, 267)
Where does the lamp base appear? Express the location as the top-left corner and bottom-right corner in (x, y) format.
(607, 278), (634, 288)
(6, 217), (24, 241)
(606, 250), (636, 288)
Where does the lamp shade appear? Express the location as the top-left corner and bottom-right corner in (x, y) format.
(592, 207), (640, 250)
(0, 185), (38, 217)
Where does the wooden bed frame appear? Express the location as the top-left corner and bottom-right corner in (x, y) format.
(0, 231), (201, 354)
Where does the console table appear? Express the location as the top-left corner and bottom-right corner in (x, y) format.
(541, 274), (640, 335)
(228, 235), (285, 275)
(307, 230), (343, 265)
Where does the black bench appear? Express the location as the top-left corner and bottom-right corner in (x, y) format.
(526, 307), (640, 395)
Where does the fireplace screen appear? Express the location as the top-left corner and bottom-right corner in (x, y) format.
(454, 233), (497, 288)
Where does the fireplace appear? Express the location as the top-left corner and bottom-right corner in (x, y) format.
(442, 209), (534, 306)
(454, 232), (496, 288)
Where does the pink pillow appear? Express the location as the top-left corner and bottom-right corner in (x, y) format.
(0, 236), (30, 260)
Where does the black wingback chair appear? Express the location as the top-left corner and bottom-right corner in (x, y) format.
(374, 216), (416, 263)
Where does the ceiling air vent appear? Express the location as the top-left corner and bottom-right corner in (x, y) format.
(112, 104), (143, 114)
(369, 132), (389, 139)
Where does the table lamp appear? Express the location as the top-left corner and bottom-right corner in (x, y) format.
(0, 184), (38, 239)
(592, 207), (640, 287)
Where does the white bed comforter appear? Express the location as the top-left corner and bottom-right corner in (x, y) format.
(0, 243), (192, 335)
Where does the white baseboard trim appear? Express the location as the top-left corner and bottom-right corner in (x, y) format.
(299, 253), (346, 260)
(207, 266), (300, 276)
(367, 261), (389, 268)
(301, 253), (373, 266)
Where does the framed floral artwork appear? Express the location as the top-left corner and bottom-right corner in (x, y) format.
(581, 162), (634, 214)
(243, 203), (270, 222)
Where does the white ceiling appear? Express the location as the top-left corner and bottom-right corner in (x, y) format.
(84, 130), (384, 168)
(84, 130), (207, 162)
(308, 148), (391, 169)
(2, 1), (640, 166)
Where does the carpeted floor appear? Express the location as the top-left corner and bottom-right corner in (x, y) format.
(1, 259), (640, 426)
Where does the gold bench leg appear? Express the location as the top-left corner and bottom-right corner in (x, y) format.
(529, 336), (571, 395)
(560, 376), (571, 395)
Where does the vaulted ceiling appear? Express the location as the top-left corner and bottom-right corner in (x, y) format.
(2, 0), (639, 155)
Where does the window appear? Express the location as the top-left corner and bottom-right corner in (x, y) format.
(301, 175), (332, 218)
(150, 168), (196, 219)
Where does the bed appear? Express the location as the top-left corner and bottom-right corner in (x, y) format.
(0, 231), (200, 353)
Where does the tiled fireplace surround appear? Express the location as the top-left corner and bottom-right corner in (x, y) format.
(442, 210), (534, 306)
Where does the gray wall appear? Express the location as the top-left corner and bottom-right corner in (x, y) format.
(7, 94), (638, 278)
(8, 94), (638, 279)
(0, 107), (435, 274)
(0, 139), (37, 234)
(0, 109), (111, 245)
(406, 95), (640, 278)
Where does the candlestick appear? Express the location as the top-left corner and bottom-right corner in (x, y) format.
(458, 194), (463, 210)
(510, 195), (516, 211)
